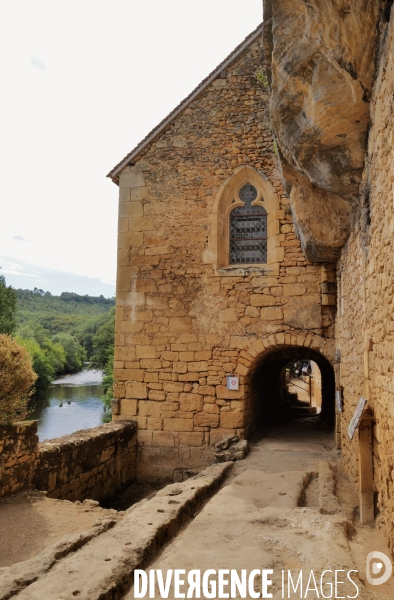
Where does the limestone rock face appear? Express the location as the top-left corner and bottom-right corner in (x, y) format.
(263, 0), (381, 261)
(286, 166), (352, 262)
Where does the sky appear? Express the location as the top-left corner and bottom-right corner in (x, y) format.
(0, 0), (263, 297)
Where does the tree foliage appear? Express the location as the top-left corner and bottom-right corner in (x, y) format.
(0, 334), (37, 424)
(0, 274), (17, 335)
(51, 333), (87, 373)
(14, 287), (114, 393)
(90, 308), (115, 416)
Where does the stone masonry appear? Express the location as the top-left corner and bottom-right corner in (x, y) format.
(0, 421), (136, 502)
(336, 14), (394, 552)
(0, 421), (39, 497)
(108, 27), (336, 482)
(33, 421), (136, 502)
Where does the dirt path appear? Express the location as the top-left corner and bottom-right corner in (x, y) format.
(2, 423), (394, 599)
(125, 423), (394, 599)
(0, 491), (121, 567)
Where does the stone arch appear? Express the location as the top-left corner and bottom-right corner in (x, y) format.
(204, 165), (283, 270)
(230, 332), (335, 437)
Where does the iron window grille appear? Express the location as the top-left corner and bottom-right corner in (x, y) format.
(229, 184), (267, 265)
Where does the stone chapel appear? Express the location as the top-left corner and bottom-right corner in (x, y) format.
(107, 24), (337, 482)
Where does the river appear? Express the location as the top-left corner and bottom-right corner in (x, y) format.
(28, 369), (107, 442)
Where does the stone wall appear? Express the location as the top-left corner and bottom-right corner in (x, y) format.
(33, 421), (136, 502)
(0, 421), (39, 497)
(336, 15), (394, 551)
(112, 36), (335, 481)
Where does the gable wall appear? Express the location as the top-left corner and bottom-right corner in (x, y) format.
(113, 38), (334, 481)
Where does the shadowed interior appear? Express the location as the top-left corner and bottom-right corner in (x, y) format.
(245, 346), (335, 436)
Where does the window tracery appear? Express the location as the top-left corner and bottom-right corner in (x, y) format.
(229, 183), (267, 264)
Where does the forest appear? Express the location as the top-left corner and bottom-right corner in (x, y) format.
(0, 276), (115, 410)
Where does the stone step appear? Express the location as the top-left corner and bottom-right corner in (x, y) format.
(290, 406), (317, 415)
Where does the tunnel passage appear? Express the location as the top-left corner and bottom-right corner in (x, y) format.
(245, 346), (335, 436)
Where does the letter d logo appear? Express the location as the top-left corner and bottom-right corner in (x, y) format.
(366, 551), (392, 585)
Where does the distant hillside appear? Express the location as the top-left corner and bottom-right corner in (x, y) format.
(16, 288), (115, 360)
(16, 288), (115, 336)
(14, 288), (115, 394)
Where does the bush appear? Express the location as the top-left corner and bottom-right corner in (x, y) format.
(0, 334), (37, 424)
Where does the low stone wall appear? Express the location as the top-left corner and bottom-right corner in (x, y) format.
(33, 421), (137, 502)
(0, 421), (39, 497)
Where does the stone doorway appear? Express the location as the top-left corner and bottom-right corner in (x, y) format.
(245, 346), (335, 436)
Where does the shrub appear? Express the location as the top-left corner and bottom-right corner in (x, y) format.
(0, 334), (37, 424)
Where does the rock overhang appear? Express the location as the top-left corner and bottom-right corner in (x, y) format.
(263, 0), (382, 262)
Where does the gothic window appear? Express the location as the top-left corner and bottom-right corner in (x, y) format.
(229, 183), (267, 264)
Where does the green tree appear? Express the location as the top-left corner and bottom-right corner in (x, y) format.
(52, 333), (86, 372)
(0, 334), (37, 424)
(0, 273), (17, 335)
(17, 337), (56, 394)
(90, 308), (115, 416)
(17, 323), (67, 392)
(90, 308), (115, 370)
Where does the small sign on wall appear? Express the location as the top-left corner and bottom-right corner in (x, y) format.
(347, 396), (368, 441)
(336, 387), (342, 413)
(227, 375), (239, 391)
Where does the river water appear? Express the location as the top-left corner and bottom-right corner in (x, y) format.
(29, 369), (106, 442)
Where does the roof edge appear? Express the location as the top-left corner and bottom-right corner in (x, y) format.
(107, 22), (264, 184)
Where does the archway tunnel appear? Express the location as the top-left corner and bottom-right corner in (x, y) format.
(245, 346), (335, 437)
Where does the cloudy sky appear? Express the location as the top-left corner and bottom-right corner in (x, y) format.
(0, 1), (262, 297)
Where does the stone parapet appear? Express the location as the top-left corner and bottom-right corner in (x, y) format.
(0, 421), (39, 497)
(32, 421), (137, 502)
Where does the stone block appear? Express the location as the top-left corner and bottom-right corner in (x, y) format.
(119, 164), (146, 188)
(179, 432), (204, 446)
(140, 359), (162, 369)
(219, 308), (238, 322)
(188, 361), (209, 371)
(163, 418), (194, 432)
(250, 294), (276, 307)
(179, 393), (203, 412)
(138, 401), (162, 418)
(260, 306), (284, 320)
(163, 382), (184, 393)
(147, 418), (163, 430)
(321, 293), (336, 306)
(283, 297), (321, 330)
(129, 232), (144, 247)
(125, 382), (148, 399)
(152, 431), (175, 447)
(121, 399), (138, 416)
(179, 351), (195, 361)
(220, 412), (244, 429)
(124, 371), (145, 387)
(148, 390), (166, 401)
(282, 283), (306, 296)
(137, 430), (153, 445)
(136, 346), (157, 359)
(168, 317), (193, 332)
(203, 403), (219, 414)
(195, 412), (219, 427)
(119, 202), (143, 218)
(235, 363), (248, 376)
(178, 373), (200, 381)
(197, 385), (216, 396)
(173, 362), (188, 373)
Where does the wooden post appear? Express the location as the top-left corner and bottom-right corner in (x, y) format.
(359, 414), (374, 524)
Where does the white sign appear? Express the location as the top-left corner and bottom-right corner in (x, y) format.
(336, 388), (342, 413)
(347, 396), (368, 440)
(227, 375), (239, 391)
